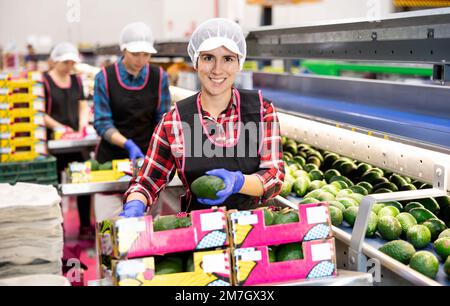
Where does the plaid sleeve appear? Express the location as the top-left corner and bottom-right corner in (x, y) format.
(255, 100), (285, 202)
(123, 110), (176, 206)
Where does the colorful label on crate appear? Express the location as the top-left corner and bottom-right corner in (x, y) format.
(34, 127), (46, 140)
(0, 88), (8, 95)
(200, 212), (226, 231)
(33, 99), (45, 112)
(34, 113), (44, 125)
(0, 147), (12, 154)
(116, 160), (132, 173)
(0, 73), (9, 81)
(32, 85), (44, 97)
(35, 142), (48, 155)
(0, 132), (11, 139)
(28, 72), (43, 82)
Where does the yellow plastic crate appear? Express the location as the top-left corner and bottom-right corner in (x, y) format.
(0, 108), (37, 119)
(0, 122), (38, 133)
(0, 136), (42, 148)
(0, 98), (44, 112)
(90, 170), (125, 182)
(0, 126), (46, 145)
(8, 79), (35, 90)
(1, 151), (38, 163)
(0, 140), (47, 162)
(0, 112), (43, 127)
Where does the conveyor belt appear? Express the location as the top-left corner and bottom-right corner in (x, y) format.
(258, 88), (450, 149)
(284, 194), (450, 286)
(48, 138), (100, 154)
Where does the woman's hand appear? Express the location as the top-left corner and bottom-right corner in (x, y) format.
(197, 169), (245, 205)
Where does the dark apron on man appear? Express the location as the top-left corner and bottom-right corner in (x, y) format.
(96, 63), (161, 163)
(176, 89), (264, 212)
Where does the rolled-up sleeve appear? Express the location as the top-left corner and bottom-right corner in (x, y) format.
(255, 101), (285, 202)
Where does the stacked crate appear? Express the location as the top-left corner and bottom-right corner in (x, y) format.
(228, 203), (337, 285)
(97, 207), (234, 286)
(0, 72), (47, 163)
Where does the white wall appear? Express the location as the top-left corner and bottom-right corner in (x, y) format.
(0, 0), (165, 53)
(272, 0), (394, 26)
(161, 0), (216, 40)
(0, 0), (395, 53)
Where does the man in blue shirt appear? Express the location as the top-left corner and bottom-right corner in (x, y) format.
(94, 22), (171, 163)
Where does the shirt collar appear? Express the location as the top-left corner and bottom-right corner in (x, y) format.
(201, 89), (237, 118)
(118, 57), (147, 83)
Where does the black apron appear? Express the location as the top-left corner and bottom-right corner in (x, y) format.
(96, 63), (161, 163)
(176, 89), (263, 212)
(43, 72), (83, 133)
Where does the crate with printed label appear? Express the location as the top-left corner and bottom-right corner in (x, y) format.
(100, 207), (229, 260)
(0, 97), (45, 114)
(0, 79), (35, 96)
(233, 238), (337, 286)
(228, 203), (332, 249)
(0, 111), (45, 129)
(67, 159), (131, 183)
(112, 248), (233, 286)
(0, 126), (46, 147)
(0, 140), (47, 162)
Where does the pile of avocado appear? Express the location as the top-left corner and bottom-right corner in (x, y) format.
(268, 243), (304, 263)
(281, 137), (450, 279)
(263, 208), (299, 226)
(153, 215), (192, 232)
(155, 253), (195, 275)
(89, 159), (113, 171)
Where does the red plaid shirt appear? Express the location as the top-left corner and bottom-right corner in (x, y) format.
(124, 90), (285, 207)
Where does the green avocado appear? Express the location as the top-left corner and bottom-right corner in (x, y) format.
(272, 210), (299, 225)
(154, 216), (178, 232)
(98, 161), (113, 171)
(191, 175), (225, 200)
(277, 243), (303, 262)
(156, 257), (184, 275)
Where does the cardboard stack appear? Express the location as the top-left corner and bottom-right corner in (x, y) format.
(0, 183), (63, 278)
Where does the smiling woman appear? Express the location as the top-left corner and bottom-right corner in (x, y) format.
(197, 47), (240, 118)
(122, 18), (285, 216)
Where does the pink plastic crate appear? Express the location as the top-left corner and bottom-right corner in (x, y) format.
(109, 207), (229, 259)
(228, 202), (332, 248)
(233, 238), (337, 286)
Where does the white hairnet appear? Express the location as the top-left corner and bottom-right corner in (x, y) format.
(50, 42), (80, 63)
(188, 18), (246, 70)
(120, 22), (157, 54)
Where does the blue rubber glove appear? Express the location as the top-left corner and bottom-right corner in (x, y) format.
(124, 139), (144, 161)
(119, 200), (146, 218)
(197, 169), (245, 206)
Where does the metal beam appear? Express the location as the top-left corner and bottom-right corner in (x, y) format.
(246, 8), (450, 63)
(153, 41), (189, 58)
